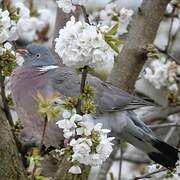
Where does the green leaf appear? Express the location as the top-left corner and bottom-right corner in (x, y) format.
(106, 23), (119, 36)
(106, 40), (119, 54)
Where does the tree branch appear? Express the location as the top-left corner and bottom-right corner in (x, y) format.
(108, 0), (171, 93)
(133, 167), (166, 180)
(136, 106), (180, 123)
(149, 122), (180, 129)
(155, 45), (180, 64)
(0, 105), (27, 180)
(164, 4), (176, 53)
(164, 127), (176, 142)
(0, 71), (14, 126)
(118, 144), (124, 180)
(114, 154), (150, 164)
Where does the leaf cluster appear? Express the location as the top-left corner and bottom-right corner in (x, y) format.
(104, 23), (123, 53)
(144, 44), (160, 59)
(37, 92), (62, 121)
(1, 1), (19, 21)
(80, 83), (96, 114)
(63, 97), (78, 111)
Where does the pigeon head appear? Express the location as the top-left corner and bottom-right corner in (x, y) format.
(18, 43), (58, 67)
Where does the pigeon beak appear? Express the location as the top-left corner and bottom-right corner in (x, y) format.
(16, 48), (29, 56)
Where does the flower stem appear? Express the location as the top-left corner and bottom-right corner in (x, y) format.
(40, 115), (48, 148)
(76, 66), (88, 115)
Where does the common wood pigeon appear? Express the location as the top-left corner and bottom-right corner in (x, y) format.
(11, 43), (179, 169)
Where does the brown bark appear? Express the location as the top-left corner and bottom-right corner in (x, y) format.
(0, 105), (27, 180)
(108, 0), (171, 93)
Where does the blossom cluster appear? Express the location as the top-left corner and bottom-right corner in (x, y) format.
(144, 57), (180, 102)
(56, 0), (87, 13)
(56, 109), (114, 174)
(55, 16), (115, 69)
(89, 1), (134, 36)
(0, 9), (18, 43)
(14, 2), (51, 42)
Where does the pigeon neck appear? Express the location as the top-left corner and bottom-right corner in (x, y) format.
(36, 65), (59, 72)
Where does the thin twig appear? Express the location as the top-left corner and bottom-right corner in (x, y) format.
(164, 126), (176, 142)
(114, 154), (150, 164)
(164, 13), (179, 18)
(80, 5), (90, 24)
(165, 5), (176, 53)
(148, 122), (180, 129)
(140, 106), (180, 123)
(97, 145), (119, 180)
(118, 144), (124, 180)
(155, 45), (180, 64)
(169, 24), (180, 51)
(0, 70), (14, 126)
(133, 168), (167, 180)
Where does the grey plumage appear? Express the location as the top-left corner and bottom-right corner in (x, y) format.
(11, 44), (179, 169)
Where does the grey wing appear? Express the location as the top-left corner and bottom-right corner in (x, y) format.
(51, 67), (81, 97)
(127, 111), (154, 135)
(51, 67), (156, 114)
(93, 81), (156, 113)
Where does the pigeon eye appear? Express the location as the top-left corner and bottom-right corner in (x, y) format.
(36, 53), (41, 58)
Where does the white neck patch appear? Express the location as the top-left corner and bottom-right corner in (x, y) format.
(38, 65), (59, 72)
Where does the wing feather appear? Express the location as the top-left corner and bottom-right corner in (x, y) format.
(51, 67), (157, 114)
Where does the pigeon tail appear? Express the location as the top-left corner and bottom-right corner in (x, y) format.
(147, 137), (179, 169)
(123, 111), (179, 169)
(127, 132), (179, 169)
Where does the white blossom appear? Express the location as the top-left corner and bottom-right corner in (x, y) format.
(16, 17), (38, 42)
(168, 83), (178, 93)
(15, 2), (30, 18)
(56, 117), (77, 139)
(96, 138), (113, 162)
(56, 109), (114, 173)
(62, 109), (72, 119)
(0, 9), (18, 43)
(77, 121), (94, 136)
(144, 58), (180, 100)
(56, 0), (75, 13)
(4, 42), (12, 50)
(89, 1), (134, 35)
(69, 165), (82, 174)
(56, 0), (87, 13)
(39, 9), (52, 24)
(55, 16), (115, 69)
(0, 43), (15, 56)
(119, 7), (134, 23)
(14, 2), (51, 42)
